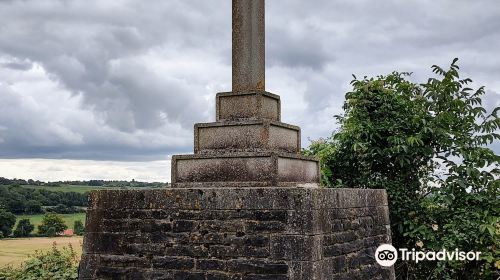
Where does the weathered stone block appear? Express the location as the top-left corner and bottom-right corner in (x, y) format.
(194, 120), (300, 154)
(171, 152), (319, 187)
(270, 235), (322, 261)
(216, 91), (280, 122)
(79, 187), (395, 280)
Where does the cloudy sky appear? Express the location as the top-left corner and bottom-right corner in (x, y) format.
(0, 0), (499, 182)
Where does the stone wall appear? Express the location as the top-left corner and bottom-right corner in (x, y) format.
(79, 187), (395, 280)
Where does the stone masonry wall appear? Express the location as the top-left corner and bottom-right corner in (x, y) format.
(79, 187), (395, 280)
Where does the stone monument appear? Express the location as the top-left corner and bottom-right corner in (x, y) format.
(78, 1), (395, 279)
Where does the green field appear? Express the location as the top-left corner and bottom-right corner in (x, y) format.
(16, 213), (86, 233)
(20, 184), (106, 194)
(0, 236), (83, 267)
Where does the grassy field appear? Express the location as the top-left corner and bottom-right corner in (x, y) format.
(2, 214), (86, 267)
(0, 236), (83, 267)
(20, 184), (105, 194)
(16, 213), (86, 233)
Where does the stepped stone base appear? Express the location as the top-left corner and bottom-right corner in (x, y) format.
(172, 153), (319, 187)
(78, 187), (395, 280)
(194, 120), (300, 154)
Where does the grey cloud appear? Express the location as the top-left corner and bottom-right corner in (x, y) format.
(267, 25), (334, 70)
(265, 0), (500, 144)
(1, 60), (32, 71)
(0, 81), (192, 161)
(483, 90), (500, 113)
(0, 0), (228, 131)
(0, 0), (499, 161)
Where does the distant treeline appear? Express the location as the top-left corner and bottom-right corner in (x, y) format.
(0, 177), (166, 215)
(0, 185), (87, 214)
(0, 177), (44, 186)
(0, 177), (166, 188)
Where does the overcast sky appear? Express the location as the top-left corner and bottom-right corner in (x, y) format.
(0, 0), (499, 182)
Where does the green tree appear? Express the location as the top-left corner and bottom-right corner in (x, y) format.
(13, 219), (34, 237)
(306, 59), (499, 279)
(73, 220), (84, 236)
(0, 210), (16, 238)
(46, 227), (56, 237)
(25, 200), (43, 214)
(6, 196), (25, 214)
(38, 213), (67, 236)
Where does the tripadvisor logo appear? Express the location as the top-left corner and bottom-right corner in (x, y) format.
(375, 244), (398, 267)
(375, 244), (482, 267)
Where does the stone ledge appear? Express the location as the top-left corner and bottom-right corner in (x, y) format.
(194, 120), (300, 154)
(171, 152), (319, 185)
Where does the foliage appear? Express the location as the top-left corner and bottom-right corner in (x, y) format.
(38, 214), (68, 236)
(0, 178), (165, 215)
(24, 201), (43, 214)
(13, 219), (34, 238)
(0, 244), (78, 280)
(306, 59), (499, 279)
(73, 220), (84, 236)
(16, 213), (85, 234)
(0, 178), (42, 186)
(0, 210), (16, 238)
(46, 227), (57, 237)
(46, 204), (83, 214)
(0, 185), (87, 214)
(0, 177), (165, 188)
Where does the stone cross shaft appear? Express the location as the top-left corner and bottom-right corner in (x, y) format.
(233, 0), (265, 92)
(170, 0), (320, 187)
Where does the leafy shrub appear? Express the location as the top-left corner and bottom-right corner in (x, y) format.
(305, 59), (499, 279)
(73, 220), (84, 236)
(0, 210), (16, 238)
(46, 227), (57, 238)
(0, 244), (78, 280)
(46, 204), (82, 214)
(13, 219), (34, 238)
(38, 214), (67, 236)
